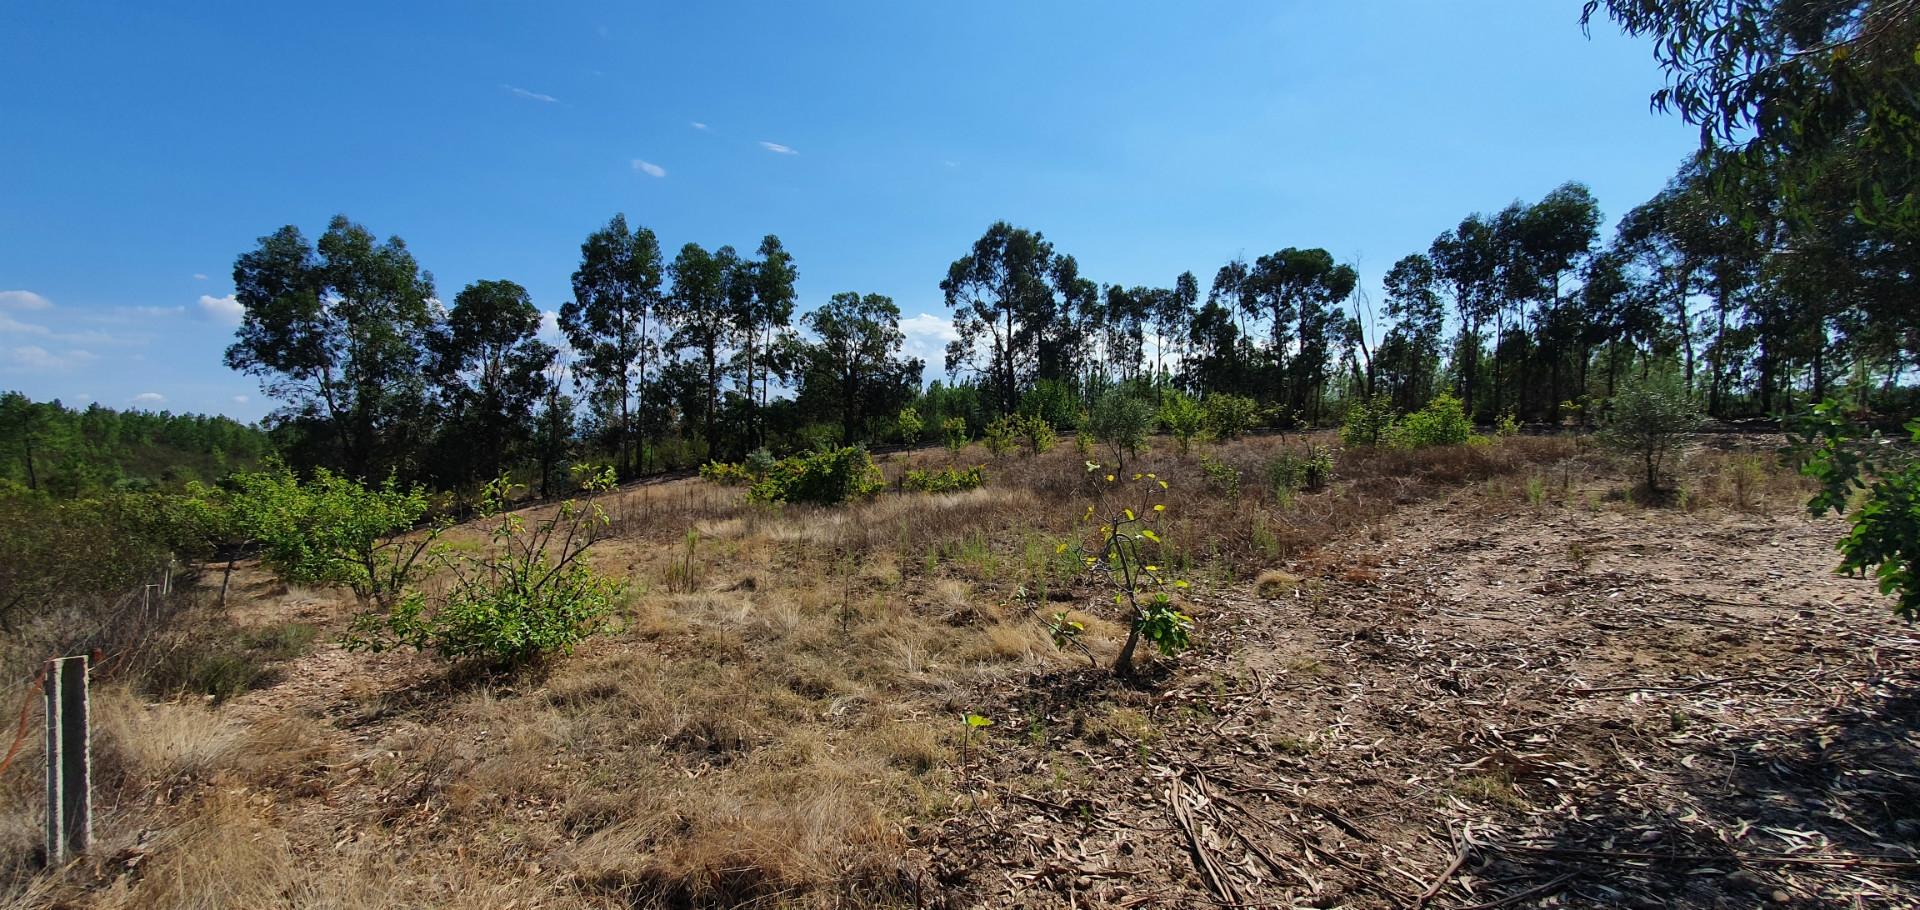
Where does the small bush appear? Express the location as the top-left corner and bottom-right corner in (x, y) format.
(1386, 392), (1474, 449)
(746, 446), (887, 506)
(983, 415), (1019, 456)
(1199, 453), (1240, 497)
(941, 416), (970, 453)
(1495, 411), (1521, 438)
(1203, 394), (1261, 440)
(1601, 375), (1701, 491)
(1158, 393), (1209, 454)
(224, 462), (438, 607)
(903, 465), (987, 493)
(1016, 413), (1057, 456)
(744, 447), (779, 478)
(1267, 446), (1334, 494)
(1089, 390), (1155, 470)
(699, 460), (756, 486)
(347, 471), (621, 668)
(896, 406), (925, 444)
(1340, 394), (1395, 448)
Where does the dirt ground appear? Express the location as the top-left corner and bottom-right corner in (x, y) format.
(7, 438), (1917, 910)
(923, 485), (1920, 908)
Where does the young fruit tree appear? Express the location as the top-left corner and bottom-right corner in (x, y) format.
(347, 467), (622, 667)
(1069, 466), (1194, 676)
(1600, 375), (1701, 492)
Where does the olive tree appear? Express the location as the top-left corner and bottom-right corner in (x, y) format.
(1601, 375), (1701, 492)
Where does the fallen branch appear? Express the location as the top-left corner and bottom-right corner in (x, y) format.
(1415, 825), (1471, 909)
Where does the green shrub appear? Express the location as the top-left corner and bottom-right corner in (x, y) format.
(1600, 375), (1701, 491)
(896, 406), (925, 444)
(1267, 446), (1334, 495)
(1495, 411), (1521, 437)
(1074, 429), (1096, 457)
(1019, 379), (1082, 431)
(1795, 402), (1920, 619)
(699, 460), (755, 486)
(1089, 390), (1155, 470)
(1199, 453), (1240, 497)
(903, 465), (987, 493)
(1202, 394), (1261, 440)
(225, 462), (438, 607)
(1158, 393), (1208, 454)
(983, 415), (1019, 457)
(1385, 392), (1474, 449)
(1016, 413), (1057, 456)
(347, 471), (620, 668)
(746, 446), (887, 506)
(1340, 394), (1395, 448)
(941, 416), (970, 453)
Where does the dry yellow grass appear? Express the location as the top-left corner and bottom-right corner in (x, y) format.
(1, 431), (1642, 909)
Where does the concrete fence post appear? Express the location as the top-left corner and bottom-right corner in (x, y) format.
(42, 655), (90, 864)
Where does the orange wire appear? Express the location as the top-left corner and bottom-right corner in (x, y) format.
(0, 664), (50, 780)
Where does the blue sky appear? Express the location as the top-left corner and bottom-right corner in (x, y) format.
(0, 1), (1695, 421)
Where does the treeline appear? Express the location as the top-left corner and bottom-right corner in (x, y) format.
(223, 215), (922, 494)
(0, 392), (270, 497)
(226, 159), (1915, 491)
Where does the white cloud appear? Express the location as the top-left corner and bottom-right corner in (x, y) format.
(232, 394), (250, 404)
(898, 312), (958, 368)
(631, 159), (667, 178)
(690, 121), (708, 130)
(503, 84), (559, 104)
(192, 273), (209, 281)
(0, 312), (49, 335)
(758, 141), (797, 155)
(119, 305), (185, 318)
(131, 392), (166, 406)
(199, 294), (243, 326)
(539, 310), (564, 342)
(1, 345), (97, 372)
(0, 290), (52, 311)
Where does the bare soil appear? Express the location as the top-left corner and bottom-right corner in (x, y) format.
(922, 491), (1920, 908)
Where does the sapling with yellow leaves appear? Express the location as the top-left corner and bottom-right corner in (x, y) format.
(1063, 464), (1194, 677)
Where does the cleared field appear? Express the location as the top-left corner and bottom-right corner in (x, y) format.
(3, 433), (1914, 909)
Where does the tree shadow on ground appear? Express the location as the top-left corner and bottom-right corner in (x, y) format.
(1467, 670), (1920, 908)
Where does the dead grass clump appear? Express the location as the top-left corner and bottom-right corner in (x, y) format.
(104, 788), (294, 910)
(1686, 448), (1811, 512)
(874, 721), (949, 773)
(568, 782), (905, 909)
(91, 688), (244, 791)
(1255, 570), (1302, 598)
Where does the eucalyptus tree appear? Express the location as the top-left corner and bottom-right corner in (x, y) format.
(942, 222), (1083, 414)
(733, 234), (798, 449)
(561, 214), (665, 479)
(1101, 285), (1152, 385)
(1429, 215), (1501, 418)
(1583, 0), (1919, 238)
(1500, 183), (1602, 415)
(1244, 248), (1358, 420)
(799, 292), (924, 442)
(666, 242), (739, 458)
(1378, 253), (1447, 411)
(1154, 272), (1200, 395)
(1191, 261), (1255, 396)
(427, 279), (557, 488)
(226, 215), (437, 479)
(530, 359), (576, 499)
